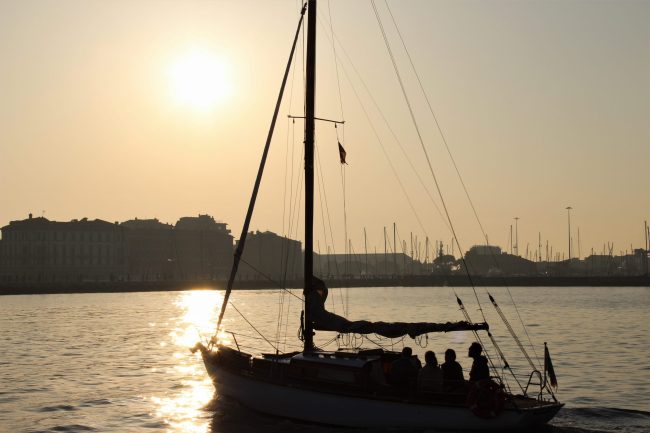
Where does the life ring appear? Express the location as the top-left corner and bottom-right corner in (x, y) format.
(466, 380), (506, 419)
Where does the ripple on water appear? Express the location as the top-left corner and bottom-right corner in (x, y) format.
(29, 425), (97, 433)
(553, 406), (650, 433)
(16, 387), (50, 394)
(79, 398), (111, 407)
(52, 426), (97, 432)
(0, 395), (19, 404)
(568, 406), (650, 420)
(139, 421), (168, 429)
(35, 404), (79, 412)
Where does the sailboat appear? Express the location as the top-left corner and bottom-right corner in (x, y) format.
(193, 1), (563, 429)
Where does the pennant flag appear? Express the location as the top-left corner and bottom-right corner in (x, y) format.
(338, 141), (348, 165)
(544, 343), (558, 389)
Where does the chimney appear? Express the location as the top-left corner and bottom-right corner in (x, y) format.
(28, 213), (33, 219)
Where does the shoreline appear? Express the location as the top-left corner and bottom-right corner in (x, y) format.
(1, 275), (648, 295)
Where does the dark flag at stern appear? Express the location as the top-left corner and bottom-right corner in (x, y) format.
(544, 342), (558, 389)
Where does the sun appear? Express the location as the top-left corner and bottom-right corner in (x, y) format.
(169, 49), (232, 111)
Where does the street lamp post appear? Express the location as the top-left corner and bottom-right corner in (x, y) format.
(566, 206), (572, 261)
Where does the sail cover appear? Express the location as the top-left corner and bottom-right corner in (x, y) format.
(306, 277), (488, 339)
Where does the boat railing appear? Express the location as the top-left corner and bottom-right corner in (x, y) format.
(524, 369), (544, 401)
(228, 331), (241, 351)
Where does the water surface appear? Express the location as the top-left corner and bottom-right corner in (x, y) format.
(1, 286), (648, 433)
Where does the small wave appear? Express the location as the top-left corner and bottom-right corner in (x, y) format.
(553, 406), (650, 433)
(50, 425), (97, 432)
(544, 426), (612, 433)
(79, 398), (111, 407)
(565, 407), (650, 419)
(612, 408), (650, 417)
(140, 421), (168, 428)
(0, 395), (19, 404)
(29, 425), (98, 433)
(17, 387), (49, 394)
(37, 405), (78, 412)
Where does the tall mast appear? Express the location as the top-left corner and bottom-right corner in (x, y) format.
(303, 0), (317, 352)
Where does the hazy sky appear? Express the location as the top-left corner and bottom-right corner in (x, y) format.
(1, 0), (648, 259)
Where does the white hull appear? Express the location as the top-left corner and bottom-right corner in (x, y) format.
(203, 354), (561, 430)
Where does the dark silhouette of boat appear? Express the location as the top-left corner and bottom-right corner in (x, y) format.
(193, 1), (562, 429)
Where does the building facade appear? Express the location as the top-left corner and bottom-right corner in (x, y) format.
(0, 214), (126, 283)
(173, 214), (234, 280)
(121, 218), (175, 281)
(462, 245), (536, 276)
(0, 213), (234, 284)
(238, 231), (302, 281)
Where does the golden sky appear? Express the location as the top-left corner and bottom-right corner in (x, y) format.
(1, 0), (648, 259)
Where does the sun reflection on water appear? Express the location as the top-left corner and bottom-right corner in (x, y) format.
(171, 290), (223, 347)
(152, 289), (224, 433)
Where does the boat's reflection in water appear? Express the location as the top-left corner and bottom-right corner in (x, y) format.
(152, 290), (224, 433)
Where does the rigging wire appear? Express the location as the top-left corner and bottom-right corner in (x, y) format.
(215, 3), (306, 336)
(383, 0), (488, 245)
(240, 258), (302, 301)
(468, 294), (527, 394)
(314, 147), (339, 314)
(325, 0), (350, 316)
(382, 0), (542, 368)
(314, 143), (347, 316)
(315, 145), (341, 278)
(488, 292), (537, 371)
(278, 145), (304, 349)
(277, 24), (304, 351)
(338, 135), (350, 315)
(280, 116), (305, 352)
(370, 0), (486, 321)
(227, 330), (303, 349)
(316, 13), (452, 235)
(227, 300), (279, 353)
(454, 293), (520, 394)
(369, 3), (532, 394)
(316, 25), (432, 241)
(326, 0), (345, 122)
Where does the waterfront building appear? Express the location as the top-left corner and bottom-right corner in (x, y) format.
(0, 213), (234, 284)
(468, 245), (502, 256)
(173, 214), (233, 280)
(121, 218), (175, 281)
(462, 245), (535, 276)
(0, 214), (126, 283)
(238, 231), (302, 281)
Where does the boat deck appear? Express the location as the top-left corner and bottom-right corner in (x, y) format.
(212, 345), (558, 411)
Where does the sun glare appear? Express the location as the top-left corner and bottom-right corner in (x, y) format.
(169, 50), (232, 111)
(170, 290), (223, 348)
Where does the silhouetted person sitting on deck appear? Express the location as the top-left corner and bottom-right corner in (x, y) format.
(390, 347), (418, 390)
(468, 342), (490, 383)
(441, 348), (465, 392)
(418, 350), (442, 392)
